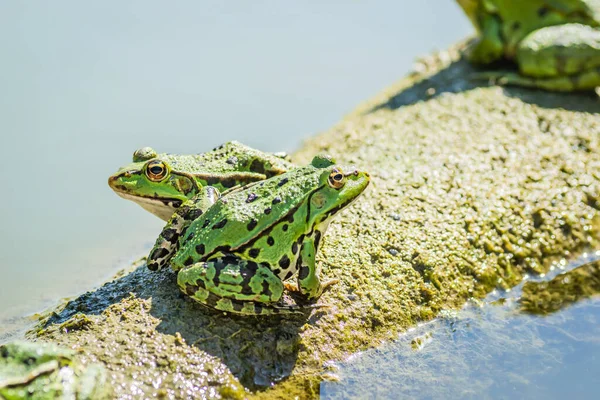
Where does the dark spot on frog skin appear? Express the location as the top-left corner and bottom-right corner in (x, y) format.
(206, 177), (220, 186)
(161, 228), (178, 244)
(226, 156), (238, 165)
(267, 236), (275, 246)
(212, 219), (228, 229)
(222, 178), (236, 188)
(264, 207), (272, 215)
(150, 247), (169, 261)
(538, 6), (549, 17)
(247, 219), (257, 230)
(278, 177), (289, 187)
(246, 193), (258, 203)
(279, 255), (291, 269)
(282, 224), (289, 232)
(284, 270), (294, 280)
(262, 280), (272, 297)
(231, 301), (245, 312)
(272, 197), (281, 205)
(202, 219), (211, 228)
(186, 208), (204, 221)
(195, 244), (205, 255)
(511, 21), (521, 31)
(291, 242), (298, 254)
(249, 159), (266, 174)
(314, 230), (322, 251)
(298, 265), (309, 280)
(249, 248), (261, 258)
(254, 304), (265, 314)
(272, 268), (281, 276)
(183, 257), (195, 266)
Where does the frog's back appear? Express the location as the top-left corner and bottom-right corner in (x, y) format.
(160, 141), (294, 176)
(173, 165), (321, 263)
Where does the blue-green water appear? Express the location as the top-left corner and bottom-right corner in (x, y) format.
(0, 1), (471, 328)
(322, 254), (600, 399)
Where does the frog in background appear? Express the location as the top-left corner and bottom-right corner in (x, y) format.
(456, 0), (600, 91)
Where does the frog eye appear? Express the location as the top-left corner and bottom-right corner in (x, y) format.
(145, 160), (168, 181)
(328, 168), (345, 189)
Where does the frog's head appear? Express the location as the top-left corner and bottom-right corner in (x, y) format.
(305, 155), (370, 231)
(108, 147), (200, 221)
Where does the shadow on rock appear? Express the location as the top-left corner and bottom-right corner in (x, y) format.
(368, 55), (481, 113)
(500, 86), (600, 113)
(520, 259), (600, 315)
(40, 262), (315, 390)
(368, 51), (599, 114)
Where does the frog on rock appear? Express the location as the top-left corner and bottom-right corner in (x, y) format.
(457, 0), (600, 91)
(147, 155), (370, 315)
(108, 141), (294, 221)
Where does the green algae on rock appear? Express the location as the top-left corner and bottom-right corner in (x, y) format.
(34, 42), (600, 398)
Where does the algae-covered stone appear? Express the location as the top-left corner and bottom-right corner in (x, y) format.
(34, 42), (599, 398)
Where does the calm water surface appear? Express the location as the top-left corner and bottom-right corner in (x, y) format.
(0, 2), (471, 327)
(322, 254), (600, 399)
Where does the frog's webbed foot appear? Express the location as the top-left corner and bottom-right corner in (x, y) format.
(285, 278), (339, 307)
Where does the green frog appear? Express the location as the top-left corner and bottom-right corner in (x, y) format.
(108, 141), (294, 221)
(146, 155), (370, 315)
(0, 341), (111, 399)
(456, 0), (600, 90)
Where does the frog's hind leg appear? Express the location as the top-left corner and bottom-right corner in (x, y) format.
(177, 257), (307, 315)
(477, 24), (600, 91)
(147, 187), (220, 271)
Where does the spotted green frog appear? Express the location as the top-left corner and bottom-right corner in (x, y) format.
(0, 341), (111, 399)
(146, 155), (370, 315)
(108, 141), (294, 221)
(457, 0), (600, 91)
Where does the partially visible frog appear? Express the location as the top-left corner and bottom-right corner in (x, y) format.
(108, 141), (294, 221)
(0, 341), (111, 399)
(457, 0), (600, 90)
(147, 155), (370, 315)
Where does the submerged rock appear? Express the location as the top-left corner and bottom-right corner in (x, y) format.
(33, 43), (600, 398)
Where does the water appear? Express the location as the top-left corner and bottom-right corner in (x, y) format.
(0, 2), (471, 326)
(321, 254), (600, 399)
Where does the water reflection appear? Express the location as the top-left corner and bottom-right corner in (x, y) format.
(521, 260), (600, 315)
(322, 254), (600, 399)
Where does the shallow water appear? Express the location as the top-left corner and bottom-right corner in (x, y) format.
(0, 1), (471, 329)
(322, 253), (600, 400)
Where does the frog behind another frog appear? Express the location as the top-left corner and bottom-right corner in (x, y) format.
(457, 0), (600, 91)
(147, 155), (370, 315)
(108, 141), (294, 221)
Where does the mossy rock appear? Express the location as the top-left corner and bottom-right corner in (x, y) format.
(33, 42), (600, 398)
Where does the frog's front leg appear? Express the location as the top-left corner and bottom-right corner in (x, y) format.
(291, 231), (338, 302)
(147, 186), (219, 271)
(466, 12), (505, 65)
(482, 24), (600, 91)
(177, 257), (305, 315)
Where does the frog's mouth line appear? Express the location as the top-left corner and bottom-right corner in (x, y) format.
(112, 190), (183, 208)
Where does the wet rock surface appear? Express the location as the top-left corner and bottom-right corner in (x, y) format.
(33, 43), (600, 398)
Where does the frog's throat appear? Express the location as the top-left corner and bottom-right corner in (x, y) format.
(112, 190), (182, 220)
